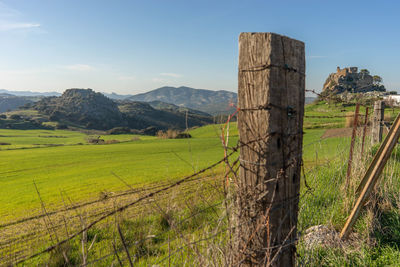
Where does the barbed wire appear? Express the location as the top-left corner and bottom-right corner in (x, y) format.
(12, 144), (240, 265)
(4, 92), (385, 265)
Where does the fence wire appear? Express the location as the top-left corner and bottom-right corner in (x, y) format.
(1, 92), (390, 266)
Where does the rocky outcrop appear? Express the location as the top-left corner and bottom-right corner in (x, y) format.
(31, 88), (213, 131)
(322, 67), (385, 95)
(33, 88), (124, 130)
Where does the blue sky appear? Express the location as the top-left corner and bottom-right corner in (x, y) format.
(0, 0), (399, 95)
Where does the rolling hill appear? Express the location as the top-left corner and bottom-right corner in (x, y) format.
(128, 86), (237, 115)
(28, 88), (213, 131)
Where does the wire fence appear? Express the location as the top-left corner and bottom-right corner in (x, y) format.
(0, 91), (395, 266)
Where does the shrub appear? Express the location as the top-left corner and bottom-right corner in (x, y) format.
(157, 130), (192, 139)
(176, 132), (192, 139)
(9, 114), (21, 120)
(56, 123), (68, 129)
(157, 129), (179, 139)
(87, 136), (105, 144)
(142, 126), (158, 136)
(0, 114), (6, 119)
(107, 127), (131, 135)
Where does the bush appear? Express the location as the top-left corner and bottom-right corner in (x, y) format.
(157, 129), (179, 139)
(0, 114), (6, 119)
(107, 127), (131, 135)
(176, 132), (192, 139)
(157, 130), (192, 139)
(142, 126), (158, 136)
(9, 114), (21, 120)
(56, 123), (68, 129)
(87, 136), (105, 144)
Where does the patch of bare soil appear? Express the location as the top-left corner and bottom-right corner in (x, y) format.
(321, 126), (389, 139)
(321, 128), (353, 139)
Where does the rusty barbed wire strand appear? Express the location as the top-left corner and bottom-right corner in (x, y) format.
(5, 89), (379, 265)
(13, 146), (241, 265)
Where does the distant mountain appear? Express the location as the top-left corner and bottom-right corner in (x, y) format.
(0, 94), (41, 113)
(102, 92), (133, 100)
(29, 88), (213, 131)
(0, 89), (61, 97)
(128, 86), (237, 115)
(119, 101), (213, 131)
(147, 100), (211, 117)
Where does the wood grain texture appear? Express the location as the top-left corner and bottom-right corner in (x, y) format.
(233, 33), (305, 266)
(371, 100), (384, 145)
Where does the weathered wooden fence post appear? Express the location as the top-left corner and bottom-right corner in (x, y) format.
(371, 101), (384, 145)
(234, 32), (305, 266)
(345, 103), (360, 189)
(361, 107), (369, 155)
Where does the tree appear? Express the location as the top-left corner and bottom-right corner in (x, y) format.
(373, 75), (383, 85)
(360, 69), (370, 75)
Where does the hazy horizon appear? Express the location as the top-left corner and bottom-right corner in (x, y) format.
(0, 84), (238, 95)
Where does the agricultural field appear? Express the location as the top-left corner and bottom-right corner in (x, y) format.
(2, 101), (400, 266)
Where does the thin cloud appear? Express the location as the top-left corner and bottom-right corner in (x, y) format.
(152, 77), (165, 83)
(160, 73), (182, 78)
(64, 64), (95, 71)
(0, 22), (40, 31)
(118, 75), (136, 81)
(0, 3), (41, 32)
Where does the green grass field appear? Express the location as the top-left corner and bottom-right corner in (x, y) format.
(3, 101), (400, 266)
(0, 121), (348, 222)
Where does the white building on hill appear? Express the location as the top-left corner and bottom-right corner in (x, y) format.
(384, 95), (400, 106)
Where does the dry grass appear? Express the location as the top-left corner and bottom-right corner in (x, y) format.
(1, 172), (227, 266)
(384, 113), (393, 123)
(345, 112), (366, 128)
(157, 129), (180, 139)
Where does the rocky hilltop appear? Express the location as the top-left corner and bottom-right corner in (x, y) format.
(322, 67), (385, 95)
(34, 89), (124, 129)
(30, 88), (213, 131)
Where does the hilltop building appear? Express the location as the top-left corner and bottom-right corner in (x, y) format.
(322, 66), (385, 95)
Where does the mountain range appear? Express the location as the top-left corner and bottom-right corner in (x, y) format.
(127, 86), (237, 115)
(0, 86), (238, 115)
(0, 87), (316, 131)
(17, 89), (213, 131)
